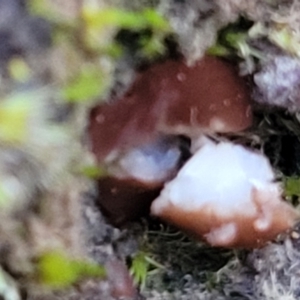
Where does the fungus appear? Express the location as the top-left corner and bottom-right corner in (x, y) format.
(89, 55), (254, 227)
(89, 55), (252, 161)
(94, 135), (185, 225)
(96, 177), (161, 226)
(105, 135), (182, 186)
(151, 142), (299, 248)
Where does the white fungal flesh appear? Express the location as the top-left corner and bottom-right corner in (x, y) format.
(106, 136), (181, 184)
(151, 142), (276, 218)
(205, 223), (237, 245)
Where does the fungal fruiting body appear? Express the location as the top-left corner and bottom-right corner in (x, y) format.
(95, 136), (183, 225)
(89, 55), (254, 226)
(89, 55), (252, 161)
(105, 135), (182, 186)
(96, 177), (161, 226)
(151, 142), (299, 248)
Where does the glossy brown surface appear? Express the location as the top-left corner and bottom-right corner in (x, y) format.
(97, 177), (162, 226)
(89, 56), (252, 161)
(156, 57), (252, 135)
(151, 187), (298, 248)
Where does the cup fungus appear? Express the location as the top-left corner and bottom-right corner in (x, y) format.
(89, 55), (253, 161)
(151, 142), (299, 248)
(89, 55), (255, 230)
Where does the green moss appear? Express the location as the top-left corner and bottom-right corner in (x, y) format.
(8, 58), (31, 83)
(207, 18), (264, 62)
(78, 165), (107, 179)
(284, 176), (300, 198)
(0, 93), (33, 145)
(82, 8), (170, 32)
(269, 26), (300, 57)
(82, 7), (171, 59)
(37, 250), (106, 289)
(62, 67), (107, 103)
(130, 251), (165, 290)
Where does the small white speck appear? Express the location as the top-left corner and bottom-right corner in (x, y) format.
(177, 73), (186, 82)
(96, 114), (105, 123)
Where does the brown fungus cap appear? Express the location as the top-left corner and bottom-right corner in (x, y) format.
(89, 55), (252, 161)
(154, 56), (253, 136)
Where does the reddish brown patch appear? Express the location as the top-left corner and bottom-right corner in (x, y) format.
(96, 177), (162, 226)
(155, 57), (252, 135)
(89, 56), (252, 161)
(151, 188), (298, 248)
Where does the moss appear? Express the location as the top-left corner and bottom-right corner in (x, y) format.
(37, 250), (105, 289)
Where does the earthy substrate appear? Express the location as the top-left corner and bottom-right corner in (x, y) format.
(1, 1), (300, 300)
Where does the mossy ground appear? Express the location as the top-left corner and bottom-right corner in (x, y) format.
(0, 1), (300, 300)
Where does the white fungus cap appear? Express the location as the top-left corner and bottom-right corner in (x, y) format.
(151, 142), (299, 248)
